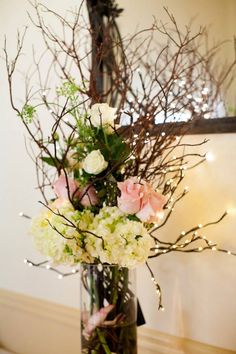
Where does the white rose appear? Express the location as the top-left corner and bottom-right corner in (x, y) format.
(90, 103), (117, 133)
(82, 150), (108, 175)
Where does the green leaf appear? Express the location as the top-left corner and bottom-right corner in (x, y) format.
(64, 244), (73, 255)
(95, 128), (130, 164)
(135, 235), (143, 240)
(127, 215), (141, 222)
(41, 156), (59, 168)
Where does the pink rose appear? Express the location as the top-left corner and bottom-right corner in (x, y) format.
(117, 177), (144, 214)
(136, 183), (166, 223)
(53, 174), (79, 200)
(53, 175), (99, 207)
(117, 178), (166, 223)
(77, 185), (99, 207)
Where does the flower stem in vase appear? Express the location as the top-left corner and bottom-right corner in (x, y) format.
(80, 264), (137, 354)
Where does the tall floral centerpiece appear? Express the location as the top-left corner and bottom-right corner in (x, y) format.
(29, 102), (166, 353)
(4, 1), (236, 353)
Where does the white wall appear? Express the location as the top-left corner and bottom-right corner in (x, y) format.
(0, 0), (236, 351)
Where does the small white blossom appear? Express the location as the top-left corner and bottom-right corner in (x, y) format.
(82, 150), (108, 175)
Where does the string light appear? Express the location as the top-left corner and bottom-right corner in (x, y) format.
(179, 80), (186, 87)
(19, 212), (31, 219)
(205, 151), (215, 162)
(147, 264), (163, 310)
(201, 87), (209, 95)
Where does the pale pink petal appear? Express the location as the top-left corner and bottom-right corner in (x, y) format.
(118, 197), (141, 214)
(78, 185), (99, 207)
(117, 178), (144, 214)
(136, 201), (155, 222)
(149, 192), (166, 211)
(53, 174), (79, 200)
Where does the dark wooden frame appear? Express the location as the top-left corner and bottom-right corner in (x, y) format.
(156, 117), (236, 135)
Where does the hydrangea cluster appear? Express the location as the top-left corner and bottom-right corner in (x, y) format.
(86, 206), (153, 268)
(30, 200), (94, 265)
(31, 202), (153, 268)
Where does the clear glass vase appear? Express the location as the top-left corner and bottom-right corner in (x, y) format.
(80, 264), (137, 354)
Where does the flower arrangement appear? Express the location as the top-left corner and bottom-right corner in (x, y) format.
(30, 106), (161, 269)
(4, 2), (236, 352)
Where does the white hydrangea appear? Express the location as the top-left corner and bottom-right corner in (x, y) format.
(30, 199), (94, 265)
(86, 206), (153, 268)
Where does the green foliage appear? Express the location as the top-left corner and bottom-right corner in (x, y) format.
(127, 215), (140, 222)
(56, 79), (79, 98)
(74, 169), (91, 187)
(135, 235), (143, 240)
(95, 128), (130, 166)
(41, 156), (60, 168)
(76, 118), (95, 148)
(19, 104), (36, 124)
(63, 244), (73, 255)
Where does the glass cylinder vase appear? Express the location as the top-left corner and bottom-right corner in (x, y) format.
(80, 264), (137, 354)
